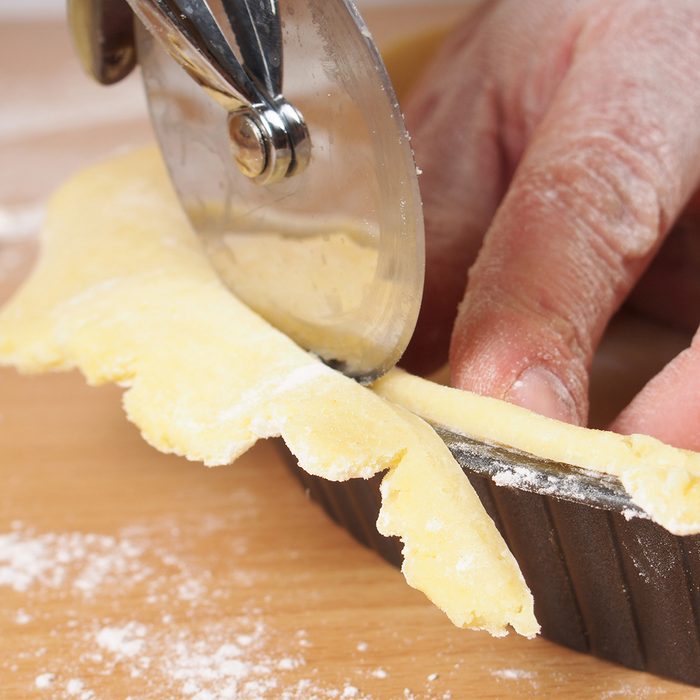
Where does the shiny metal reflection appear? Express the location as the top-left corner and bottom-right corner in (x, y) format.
(137, 0), (424, 382)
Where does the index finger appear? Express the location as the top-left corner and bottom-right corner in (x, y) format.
(450, 1), (700, 424)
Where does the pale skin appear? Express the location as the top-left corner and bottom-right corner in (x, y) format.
(401, 0), (700, 451)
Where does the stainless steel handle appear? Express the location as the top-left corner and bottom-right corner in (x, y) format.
(127, 0), (266, 111)
(216, 0), (283, 100)
(67, 0), (310, 184)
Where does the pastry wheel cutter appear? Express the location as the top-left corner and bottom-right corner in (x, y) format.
(67, 0), (424, 384)
(67, 0), (640, 511)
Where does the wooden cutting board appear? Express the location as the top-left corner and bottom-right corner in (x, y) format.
(1, 7), (698, 699)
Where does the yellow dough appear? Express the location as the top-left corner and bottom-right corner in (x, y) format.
(0, 148), (538, 639)
(375, 371), (700, 536)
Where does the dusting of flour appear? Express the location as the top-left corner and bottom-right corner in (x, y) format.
(0, 520), (379, 699)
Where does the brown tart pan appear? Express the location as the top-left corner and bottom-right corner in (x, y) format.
(280, 424), (700, 687)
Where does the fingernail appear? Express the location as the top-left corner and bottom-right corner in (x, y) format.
(505, 366), (579, 424)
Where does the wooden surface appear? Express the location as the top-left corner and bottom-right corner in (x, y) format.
(1, 8), (699, 699)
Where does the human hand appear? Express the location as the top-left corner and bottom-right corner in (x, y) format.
(402, 0), (700, 450)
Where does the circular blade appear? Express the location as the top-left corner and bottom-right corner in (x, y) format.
(136, 0), (424, 383)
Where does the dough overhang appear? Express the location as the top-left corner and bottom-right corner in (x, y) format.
(374, 370), (700, 536)
(0, 148), (538, 639)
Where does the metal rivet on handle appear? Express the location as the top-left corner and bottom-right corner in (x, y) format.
(228, 111), (269, 180)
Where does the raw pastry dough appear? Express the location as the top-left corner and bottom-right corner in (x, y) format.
(0, 148), (538, 638)
(375, 371), (700, 536)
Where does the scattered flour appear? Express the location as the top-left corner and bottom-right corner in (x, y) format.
(34, 672), (55, 688)
(0, 520), (391, 699)
(66, 679), (84, 695)
(455, 555), (474, 573)
(96, 622), (147, 658)
(277, 657), (304, 671)
(295, 629), (311, 649)
(425, 517), (443, 533)
(492, 466), (539, 490)
(621, 508), (649, 522)
(0, 523), (150, 595)
(600, 683), (669, 698)
(491, 668), (537, 682)
(15, 608), (32, 625)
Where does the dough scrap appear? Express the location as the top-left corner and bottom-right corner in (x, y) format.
(0, 148), (538, 638)
(377, 406), (536, 635)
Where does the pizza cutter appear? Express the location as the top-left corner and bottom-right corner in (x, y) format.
(67, 0), (425, 383)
